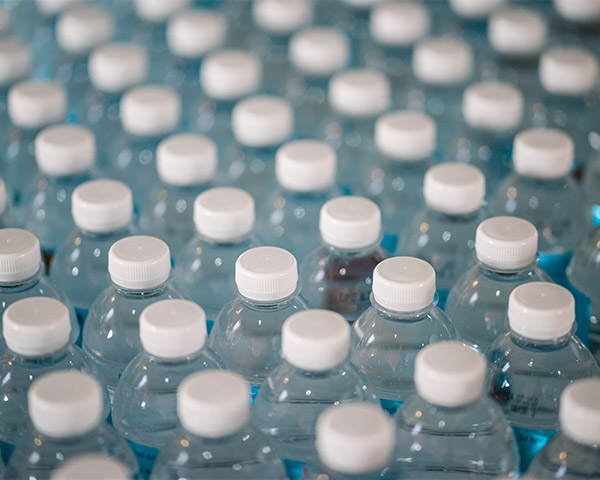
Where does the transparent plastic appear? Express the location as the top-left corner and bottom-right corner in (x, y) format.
(528, 433), (600, 479)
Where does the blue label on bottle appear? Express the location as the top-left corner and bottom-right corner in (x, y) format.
(283, 458), (308, 480)
(126, 439), (160, 480)
(513, 426), (556, 473)
(381, 233), (398, 255)
(250, 385), (260, 406)
(380, 398), (403, 417)
(0, 438), (16, 465)
(538, 251), (571, 288)
(437, 288), (449, 310)
(592, 204), (600, 227)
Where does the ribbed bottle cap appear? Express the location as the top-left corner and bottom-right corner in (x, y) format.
(373, 257), (436, 312)
(508, 282), (575, 341)
(463, 81), (523, 132)
(56, 6), (114, 54)
(554, 0), (600, 22)
(35, 124), (95, 176)
(36, 0), (84, 17)
(3, 297), (70, 356)
(89, 43), (148, 93)
(319, 196), (381, 250)
(108, 236), (171, 290)
(540, 47), (599, 96)
(415, 341), (486, 407)
(193, 187), (255, 242)
(157, 133), (217, 186)
(167, 9), (227, 59)
(375, 110), (436, 161)
(0, 40), (32, 88)
(178, 370), (249, 438)
(489, 8), (547, 57)
(328, 69), (391, 118)
(275, 140), (336, 192)
(560, 378), (600, 446)
(513, 128), (573, 179)
(0, 178), (6, 216)
(476, 216), (538, 270)
(134, 0), (189, 22)
(282, 309), (350, 372)
(72, 179), (133, 233)
(232, 95), (293, 147)
(28, 370), (103, 438)
(140, 299), (207, 359)
(8, 80), (66, 129)
(0, 228), (41, 283)
(370, 1), (429, 46)
(449, 0), (506, 18)
(201, 49), (262, 101)
(51, 455), (131, 480)
(120, 85), (180, 137)
(289, 27), (350, 77)
(413, 37), (473, 86)
(316, 403), (395, 475)
(423, 163), (485, 215)
(253, 0), (312, 34)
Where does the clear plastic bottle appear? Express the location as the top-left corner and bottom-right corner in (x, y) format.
(0, 178), (14, 228)
(445, 216), (551, 353)
(151, 370), (286, 479)
(300, 196), (389, 322)
(351, 256), (456, 416)
(486, 282), (600, 471)
(584, 158), (600, 226)
(394, 341), (519, 478)
(5, 370), (138, 479)
(112, 299), (224, 479)
(399, 162), (487, 308)
(209, 246), (307, 403)
(252, 309), (378, 479)
(0, 38), (32, 141)
(174, 187), (258, 331)
(51, 454), (132, 480)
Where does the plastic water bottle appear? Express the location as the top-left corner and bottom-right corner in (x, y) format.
(151, 370), (286, 480)
(51, 455), (132, 480)
(174, 187), (258, 330)
(351, 256), (456, 416)
(5, 370), (138, 479)
(359, 110), (435, 253)
(394, 341), (519, 478)
(300, 196), (389, 322)
(553, 0), (600, 56)
(528, 378), (600, 479)
(82, 235), (185, 400)
(0, 38), (32, 138)
(445, 216), (551, 353)
(209, 246), (307, 403)
(257, 140), (338, 264)
(138, 133), (217, 255)
(399, 162), (487, 308)
(252, 309), (378, 479)
(0, 178), (13, 228)
(113, 299), (224, 479)
(486, 282), (600, 471)
(584, 158), (600, 226)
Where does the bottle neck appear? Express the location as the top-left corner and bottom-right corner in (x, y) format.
(0, 266), (43, 292)
(235, 285), (301, 311)
(509, 327), (574, 350)
(9, 343), (71, 365)
(371, 293), (437, 322)
(110, 271), (174, 297)
(477, 257), (541, 280)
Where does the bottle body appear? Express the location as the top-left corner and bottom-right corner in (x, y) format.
(528, 433), (600, 479)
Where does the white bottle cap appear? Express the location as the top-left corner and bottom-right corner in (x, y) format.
(201, 49), (262, 101)
(423, 163), (485, 215)
(554, 0), (600, 23)
(275, 140), (336, 192)
(232, 95), (293, 148)
(319, 196), (381, 250)
(56, 6), (114, 55)
(3, 297), (70, 356)
(8, 80), (66, 129)
(413, 37), (473, 86)
(134, 0), (189, 22)
(489, 8), (547, 57)
(540, 47), (599, 96)
(167, 9), (227, 59)
(178, 370), (249, 438)
(462, 81), (523, 132)
(513, 128), (573, 179)
(476, 216), (538, 270)
(0, 228), (41, 283)
(193, 187), (255, 242)
(316, 403), (395, 475)
(372, 257), (436, 312)
(414, 341), (486, 407)
(449, 0), (506, 18)
(0, 40), (32, 88)
(51, 455), (131, 480)
(328, 69), (391, 118)
(35, 124), (95, 177)
(282, 309), (350, 372)
(28, 370), (103, 439)
(120, 85), (180, 137)
(253, 0), (312, 34)
(508, 282), (575, 341)
(370, 1), (429, 46)
(157, 133), (217, 186)
(89, 43), (148, 93)
(36, 0), (85, 17)
(140, 299), (207, 359)
(108, 236), (171, 290)
(289, 27), (350, 77)
(375, 110), (436, 161)
(72, 179), (133, 233)
(559, 378), (600, 446)
(0, 178), (6, 216)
